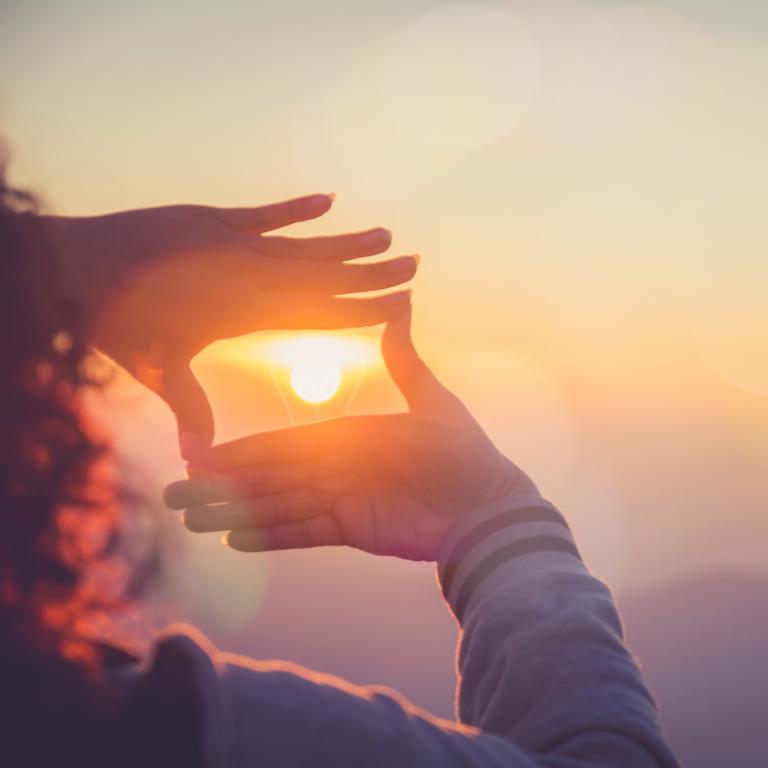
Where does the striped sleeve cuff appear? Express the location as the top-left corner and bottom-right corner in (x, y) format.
(437, 494), (585, 622)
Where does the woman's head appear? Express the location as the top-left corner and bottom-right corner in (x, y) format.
(0, 147), (203, 768)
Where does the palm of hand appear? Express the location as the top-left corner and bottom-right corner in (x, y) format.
(164, 308), (537, 562)
(321, 413), (518, 561)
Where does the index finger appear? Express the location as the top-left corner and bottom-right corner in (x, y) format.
(189, 415), (394, 472)
(165, 464), (311, 509)
(213, 193), (335, 234)
(190, 420), (339, 471)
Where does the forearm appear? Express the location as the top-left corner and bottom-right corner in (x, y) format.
(437, 494), (679, 766)
(202, 494), (679, 767)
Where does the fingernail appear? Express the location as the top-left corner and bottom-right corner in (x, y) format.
(180, 431), (202, 462)
(309, 194), (333, 213)
(327, 192), (337, 202)
(388, 254), (419, 274)
(383, 289), (412, 304)
(360, 228), (392, 249)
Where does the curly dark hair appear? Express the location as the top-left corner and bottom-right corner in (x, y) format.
(0, 151), (201, 766)
(0, 149), (119, 754)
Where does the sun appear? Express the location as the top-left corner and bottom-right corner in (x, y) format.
(216, 332), (380, 408)
(290, 360), (343, 404)
(260, 333), (376, 406)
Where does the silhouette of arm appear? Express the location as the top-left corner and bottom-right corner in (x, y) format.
(163, 309), (679, 766)
(159, 495), (678, 767)
(431, 493), (679, 766)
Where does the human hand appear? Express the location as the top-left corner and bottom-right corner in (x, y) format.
(165, 307), (538, 561)
(55, 195), (416, 456)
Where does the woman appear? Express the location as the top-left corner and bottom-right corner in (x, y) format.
(0, 155), (413, 765)
(0, 155), (678, 767)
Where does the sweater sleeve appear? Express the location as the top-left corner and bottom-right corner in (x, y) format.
(435, 494), (679, 766)
(168, 496), (679, 768)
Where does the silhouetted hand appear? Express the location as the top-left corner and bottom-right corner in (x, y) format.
(165, 307), (538, 561)
(55, 195), (416, 456)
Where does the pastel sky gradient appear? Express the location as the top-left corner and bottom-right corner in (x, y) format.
(1, 2), (767, 765)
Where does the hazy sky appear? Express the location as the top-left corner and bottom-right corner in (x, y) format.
(1, 2), (767, 763)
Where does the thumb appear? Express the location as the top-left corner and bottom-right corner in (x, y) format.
(161, 359), (215, 460)
(382, 305), (461, 418)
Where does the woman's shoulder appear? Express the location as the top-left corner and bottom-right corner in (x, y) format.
(155, 622), (393, 710)
(152, 624), (438, 767)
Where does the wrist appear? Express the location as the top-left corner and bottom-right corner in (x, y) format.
(437, 494), (582, 622)
(439, 491), (552, 567)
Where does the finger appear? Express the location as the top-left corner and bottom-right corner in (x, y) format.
(183, 489), (325, 532)
(382, 305), (464, 419)
(253, 254), (419, 294)
(225, 515), (343, 552)
(257, 228), (392, 262)
(213, 193), (334, 234)
(189, 414), (399, 471)
(161, 359), (215, 458)
(164, 465), (311, 509)
(263, 290), (413, 329)
(381, 304), (429, 399)
(191, 421), (341, 470)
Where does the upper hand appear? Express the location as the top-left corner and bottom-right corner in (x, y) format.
(165, 307), (538, 561)
(56, 195), (416, 455)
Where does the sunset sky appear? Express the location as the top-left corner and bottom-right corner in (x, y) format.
(1, 2), (767, 764)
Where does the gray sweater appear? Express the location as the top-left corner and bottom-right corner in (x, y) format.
(147, 495), (679, 767)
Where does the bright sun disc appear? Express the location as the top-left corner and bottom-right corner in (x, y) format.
(290, 360), (343, 404)
(263, 334), (376, 405)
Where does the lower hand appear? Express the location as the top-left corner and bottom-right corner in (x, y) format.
(165, 307), (538, 561)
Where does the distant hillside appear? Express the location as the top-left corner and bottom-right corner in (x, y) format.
(621, 571), (768, 768)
